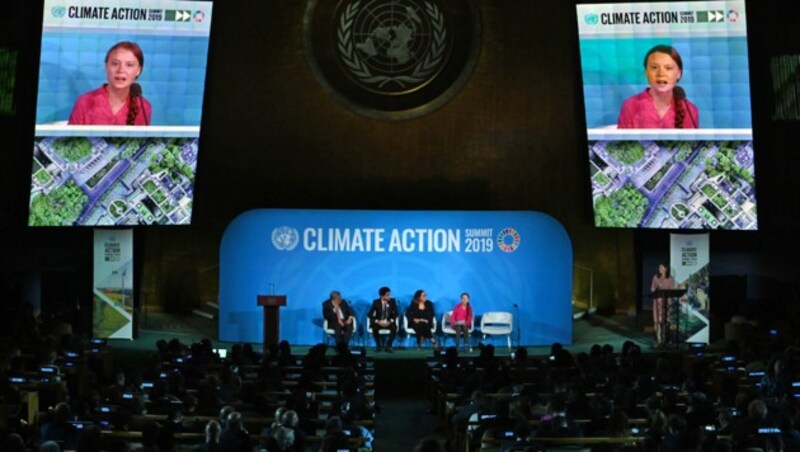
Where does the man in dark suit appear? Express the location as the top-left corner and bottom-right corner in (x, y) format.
(367, 286), (398, 352)
(322, 291), (355, 346)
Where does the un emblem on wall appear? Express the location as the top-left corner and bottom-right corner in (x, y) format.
(271, 227), (300, 251)
(305, 0), (481, 119)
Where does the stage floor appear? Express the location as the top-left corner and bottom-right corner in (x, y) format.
(112, 311), (655, 358)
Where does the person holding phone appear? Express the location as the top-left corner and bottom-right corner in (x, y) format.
(450, 292), (474, 350)
(617, 45), (699, 129)
(68, 41), (152, 125)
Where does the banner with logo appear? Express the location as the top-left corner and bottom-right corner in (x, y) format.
(93, 229), (134, 339)
(669, 233), (710, 343)
(219, 209), (573, 346)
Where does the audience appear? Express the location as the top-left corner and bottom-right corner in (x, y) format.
(4, 284), (800, 452)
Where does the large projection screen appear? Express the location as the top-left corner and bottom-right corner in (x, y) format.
(28, 1), (213, 226)
(577, 1), (757, 230)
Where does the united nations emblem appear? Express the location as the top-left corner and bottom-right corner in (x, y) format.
(337, 1), (447, 93)
(271, 227), (300, 251)
(304, 0), (481, 119)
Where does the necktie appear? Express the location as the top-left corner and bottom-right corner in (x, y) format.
(381, 302), (387, 320)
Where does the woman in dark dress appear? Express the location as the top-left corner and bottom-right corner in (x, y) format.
(406, 289), (438, 350)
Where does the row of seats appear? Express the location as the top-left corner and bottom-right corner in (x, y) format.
(324, 311), (514, 349)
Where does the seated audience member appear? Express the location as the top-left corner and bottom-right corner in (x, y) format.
(334, 380), (374, 421)
(658, 414), (701, 452)
(5, 434), (26, 452)
(39, 402), (74, 446)
(38, 441), (60, 452)
(474, 398), (515, 444)
(319, 416), (350, 452)
(499, 420), (534, 452)
(732, 398), (781, 450)
(548, 342), (575, 368)
(535, 395), (582, 438)
(193, 420), (222, 452)
(452, 390), (491, 429)
(218, 411), (253, 452)
(277, 340), (296, 367)
(779, 412), (800, 450)
(281, 409), (306, 451)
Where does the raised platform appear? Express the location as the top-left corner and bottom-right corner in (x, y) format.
(112, 311), (654, 358)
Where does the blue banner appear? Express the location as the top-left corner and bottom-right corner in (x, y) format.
(219, 209), (573, 346)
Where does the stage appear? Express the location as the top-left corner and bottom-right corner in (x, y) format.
(113, 310), (655, 357)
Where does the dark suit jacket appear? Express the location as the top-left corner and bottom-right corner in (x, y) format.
(367, 298), (398, 324)
(322, 299), (355, 324)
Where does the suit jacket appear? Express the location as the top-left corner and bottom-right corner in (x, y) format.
(322, 299), (355, 324)
(367, 298), (398, 323)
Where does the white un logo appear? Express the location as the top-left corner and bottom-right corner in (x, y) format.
(271, 227), (299, 251)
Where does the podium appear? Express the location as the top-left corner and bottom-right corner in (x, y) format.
(652, 288), (687, 347)
(257, 295), (287, 346)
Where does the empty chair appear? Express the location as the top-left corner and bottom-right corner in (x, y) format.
(481, 311), (513, 350)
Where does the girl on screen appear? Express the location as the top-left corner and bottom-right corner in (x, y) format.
(617, 45), (698, 129)
(68, 41), (152, 126)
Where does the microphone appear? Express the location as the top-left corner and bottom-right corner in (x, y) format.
(673, 86), (697, 128)
(130, 83), (150, 125)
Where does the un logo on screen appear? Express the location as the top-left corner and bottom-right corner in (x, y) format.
(584, 13), (599, 25)
(271, 227), (300, 251)
(52, 6), (67, 18)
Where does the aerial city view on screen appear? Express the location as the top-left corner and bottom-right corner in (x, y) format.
(590, 140), (757, 230)
(29, 136), (197, 226)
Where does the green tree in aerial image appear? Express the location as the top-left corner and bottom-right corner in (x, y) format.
(28, 181), (88, 226)
(53, 137), (93, 162)
(594, 183), (648, 227)
(148, 142), (195, 183)
(605, 141), (645, 165)
(704, 144), (754, 186)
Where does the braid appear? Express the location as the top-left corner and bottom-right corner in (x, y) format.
(126, 91), (139, 125)
(674, 98), (684, 129)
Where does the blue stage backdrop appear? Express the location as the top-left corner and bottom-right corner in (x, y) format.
(218, 209), (573, 346)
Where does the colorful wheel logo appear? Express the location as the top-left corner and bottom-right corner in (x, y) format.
(497, 228), (520, 253)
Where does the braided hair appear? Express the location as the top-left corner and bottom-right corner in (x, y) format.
(126, 89), (140, 126)
(105, 41), (145, 125)
(674, 98), (685, 129)
(643, 45), (685, 128)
